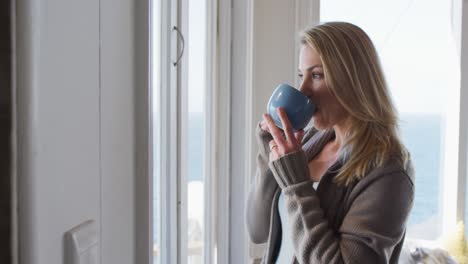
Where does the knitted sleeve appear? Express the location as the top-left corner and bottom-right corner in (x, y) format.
(246, 124), (279, 243)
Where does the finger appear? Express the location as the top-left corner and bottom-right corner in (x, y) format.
(263, 113), (286, 147)
(268, 140), (277, 149)
(260, 119), (269, 132)
(294, 130), (305, 144)
(269, 146), (280, 161)
(268, 139), (281, 159)
(277, 108), (295, 143)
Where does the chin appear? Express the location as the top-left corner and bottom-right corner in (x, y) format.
(312, 117), (331, 131)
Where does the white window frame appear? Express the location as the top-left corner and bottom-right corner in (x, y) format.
(160, 0), (179, 263)
(138, 0), (232, 263)
(457, 0), (468, 230)
(214, 0), (232, 263)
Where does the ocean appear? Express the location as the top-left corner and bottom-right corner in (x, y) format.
(400, 114), (442, 239)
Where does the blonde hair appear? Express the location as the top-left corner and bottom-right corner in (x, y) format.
(300, 22), (409, 185)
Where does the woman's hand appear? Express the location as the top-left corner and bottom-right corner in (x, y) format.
(259, 119), (270, 133)
(263, 108), (304, 161)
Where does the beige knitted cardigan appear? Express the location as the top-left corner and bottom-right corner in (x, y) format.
(246, 125), (414, 264)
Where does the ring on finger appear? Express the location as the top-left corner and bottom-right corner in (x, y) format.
(269, 142), (278, 150)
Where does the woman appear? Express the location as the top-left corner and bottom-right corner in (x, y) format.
(246, 22), (415, 264)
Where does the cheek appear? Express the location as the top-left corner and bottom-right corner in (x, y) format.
(311, 81), (330, 101)
(314, 92), (334, 109)
(314, 95), (343, 123)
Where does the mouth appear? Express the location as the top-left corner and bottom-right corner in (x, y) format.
(314, 106), (319, 115)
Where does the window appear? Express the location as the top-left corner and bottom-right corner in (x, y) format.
(152, 0), (161, 263)
(321, 0), (462, 239)
(151, 0), (226, 263)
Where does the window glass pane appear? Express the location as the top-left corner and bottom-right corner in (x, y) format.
(152, 0), (161, 263)
(321, 0), (459, 239)
(187, 0), (207, 263)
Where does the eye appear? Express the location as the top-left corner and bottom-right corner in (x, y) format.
(312, 73), (324, 80)
(298, 73), (304, 80)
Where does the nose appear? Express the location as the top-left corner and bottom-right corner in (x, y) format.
(298, 81), (311, 97)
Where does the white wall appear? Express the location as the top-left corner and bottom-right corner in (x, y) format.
(251, 0), (297, 131)
(250, 0), (297, 260)
(230, 0), (298, 262)
(230, 0), (251, 262)
(100, 0), (138, 263)
(16, 0), (141, 263)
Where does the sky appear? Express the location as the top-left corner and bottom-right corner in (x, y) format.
(321, 0), (460, 115)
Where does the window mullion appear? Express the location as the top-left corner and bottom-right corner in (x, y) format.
(456, 0), (468, 227)
(212, 0), (231, 263)
(204, 0), (215, 263)
(178, 0), (189, 262)
(160, 0), (180, 263)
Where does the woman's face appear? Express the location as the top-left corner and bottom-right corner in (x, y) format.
(298, 44), (349, 130)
